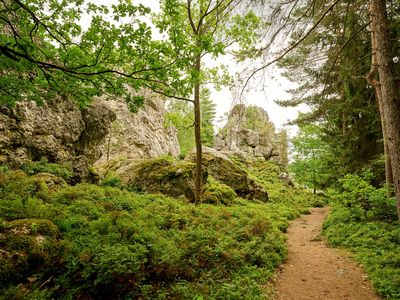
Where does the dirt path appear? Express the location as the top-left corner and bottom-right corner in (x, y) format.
(273, 207), (381, 300)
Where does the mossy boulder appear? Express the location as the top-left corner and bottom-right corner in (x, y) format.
(202, 179), (236, 205)
(186, 147), (268, 201)
(100, 149), (268, 202)
(102, 158), (198, 200)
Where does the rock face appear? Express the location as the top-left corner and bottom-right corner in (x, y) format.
(96, 95), (180, 164)
(214, 104), (278, 160)
(0, 98), (116, 168)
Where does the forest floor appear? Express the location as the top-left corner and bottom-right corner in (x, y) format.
(271, 207), (382, 300)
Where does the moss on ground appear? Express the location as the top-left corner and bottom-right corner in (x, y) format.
(0, 159), (322, 299)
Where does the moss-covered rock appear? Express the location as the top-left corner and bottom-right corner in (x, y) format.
(100, 149), (268, 202)
(186, 147), (268, 201)
(102, 157), (198, 201)
(202, 178), (236, 205)
(133, 158), (198, 200)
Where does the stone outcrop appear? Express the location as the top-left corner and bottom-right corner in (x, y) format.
(96, 95), (180, 164)
(214, 104), (278, 160)
(0, 98), (116, 169)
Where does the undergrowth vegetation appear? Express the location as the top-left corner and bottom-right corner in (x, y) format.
(323, 173), (400, 299)
(0, 159), (323, 299)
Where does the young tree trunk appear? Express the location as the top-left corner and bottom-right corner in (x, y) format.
(369, 0), (400, 219)
(366, 11), (394, 188)
(193, 53), (203, 205)
(106, 132), (112, 162)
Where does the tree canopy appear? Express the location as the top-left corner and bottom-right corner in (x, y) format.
(0, 0), (183, 108)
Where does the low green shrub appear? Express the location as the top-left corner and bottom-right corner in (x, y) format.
(21, 157), (73, 181)
(324, 172), (400, 299)
(100, 172), (125, 188)
(333, 172), (397, 222)
(324, 204), (400, 299)
(0, 162), (322, 299)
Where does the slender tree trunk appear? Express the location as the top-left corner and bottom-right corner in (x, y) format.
(106, 132), (112, 162)
(366, 13), (394, 188)
(193, 53), (203, 205)
(369, 0), (400, 219)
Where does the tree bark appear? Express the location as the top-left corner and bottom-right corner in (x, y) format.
(366, 8), (393, 188)
(369, 0), (400, 219)
(193, 53), (203, 205)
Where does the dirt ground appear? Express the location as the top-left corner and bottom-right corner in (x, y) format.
(272, 207), (381, 300)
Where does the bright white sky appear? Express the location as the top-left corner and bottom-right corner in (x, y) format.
(83, 0), (308, 136)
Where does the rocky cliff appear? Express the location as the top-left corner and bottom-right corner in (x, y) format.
(214, 104), (279, 161)
(96, 95), (180, 164)
(0, 98), (116, 168)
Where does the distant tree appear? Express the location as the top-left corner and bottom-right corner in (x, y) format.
(200, 88), (216, 147)
(166, 100), (195, 156)
(166, 88), (216, 156)
(289, 124), (331, 193)
(274, 0), (400, 218)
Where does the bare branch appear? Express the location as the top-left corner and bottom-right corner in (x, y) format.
(242, 0), (343, 93)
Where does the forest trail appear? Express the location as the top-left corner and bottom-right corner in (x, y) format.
(272, 207), (381, 300)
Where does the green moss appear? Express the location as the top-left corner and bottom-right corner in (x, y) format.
(0, 160), (324, 299)
(0, 218), (63, 288)
(202, 178), (237, 205)
(21, 158), (73, 181)
(126, 158), (196, 200)
(4, 219), (60, 238)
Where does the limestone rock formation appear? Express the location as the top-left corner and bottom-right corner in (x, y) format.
(0, 98), (116, 169)
(96, 95), (180, 164)
(214, 104), (279, 161)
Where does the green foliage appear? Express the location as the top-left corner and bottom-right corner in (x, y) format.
(324, 171), (399, 299)
(234, 159), (327, 212)
(324, 204), (400, 299)
(166, 89), (216, 157)
(100, 173), (125, 188)
(0, 163), (322, 299)
(278, 0), (387, 180)
(165, 100), (196, 156)
(202, 177), (236, 205)
(0, 0), (186, 108)
(21, 158), (73, 181)
(289, 124), (332, 190)
(200, 89), (217, 147)
(332, 172), (397, 222)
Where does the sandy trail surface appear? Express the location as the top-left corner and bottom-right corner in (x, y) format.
(273, 207), (381, 300)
